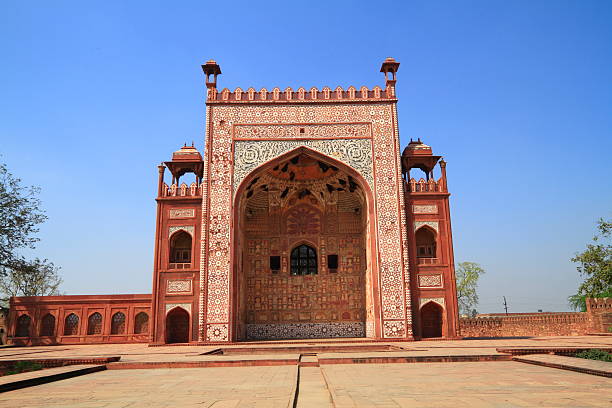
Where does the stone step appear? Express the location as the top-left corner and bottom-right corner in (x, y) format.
(513, 354), (612, 377)
(0, 364), (105, 393)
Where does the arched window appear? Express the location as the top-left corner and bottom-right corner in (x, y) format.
(64, 313), (79, 336)
(87, 312), (103, 335)
(134, 312), (149, 334)
(111, 312), (126, 335)
(290, 244), (317, 276)
(169, 230), (192, 266)
(15, 314), (31, 337)
(40, 313), (55, 336)
(415, 227), (437, 258)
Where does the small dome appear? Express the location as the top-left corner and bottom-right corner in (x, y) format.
(403, 139), (432, 156)
(172, 144), (202, 161)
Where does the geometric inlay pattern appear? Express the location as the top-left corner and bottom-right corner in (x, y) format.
(246, 322), (365, 340)
(206, 323), (229, 342)
(418, 274), (443, 288)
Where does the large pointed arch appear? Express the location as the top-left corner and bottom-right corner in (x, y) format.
(234, 146), (374, 206)
(229, 146), (382, 341)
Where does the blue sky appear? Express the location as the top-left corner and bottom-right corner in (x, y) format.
(1, 1), (610, 313)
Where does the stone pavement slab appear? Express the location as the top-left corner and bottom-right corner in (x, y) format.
(0, 366), (297, 408)
(514, 354), (612, 377)
(0, 364), (105, 392)
(321, 361), (612, 407)
(296, 367), (332, 407)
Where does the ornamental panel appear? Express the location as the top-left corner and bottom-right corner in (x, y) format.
(246, 322), (365, 340)
(167, 280), (192, 293)
(234, 123), (371, 140)
(169, 209), (196, 219)
(233, 138), (373, 192)
(418, 274), (443, 288)
(412, 205), (437, 214)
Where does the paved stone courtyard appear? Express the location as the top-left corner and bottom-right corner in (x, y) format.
(0, 336), (610, 407)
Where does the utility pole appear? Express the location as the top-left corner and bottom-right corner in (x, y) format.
(503, 296), (509, 315)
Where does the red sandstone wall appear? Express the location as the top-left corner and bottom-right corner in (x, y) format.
(460, 298), (612, 338)
(587, 297), (612, 333)
(459, 312), (590, 337)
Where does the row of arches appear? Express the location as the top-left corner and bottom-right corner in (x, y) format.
(15, 312), (149, 338)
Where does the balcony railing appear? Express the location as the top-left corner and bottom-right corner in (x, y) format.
(168, 262), (192, 270)
(417, 257), (439, 265)
(406, 178), (446, 193)
(161, 182), (203, 198)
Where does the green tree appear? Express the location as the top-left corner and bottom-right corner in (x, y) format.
(0, 161), (61, 303)
(0, 258), (62, 299)
(455, 262), (485, 316)
(568, 218), (612, 311)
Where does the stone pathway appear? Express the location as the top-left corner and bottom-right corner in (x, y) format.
(0, 336), (610, 406)
(296, 365), (333, 407)
(0, 366), (297, 408)
(321, 361), (612, 407)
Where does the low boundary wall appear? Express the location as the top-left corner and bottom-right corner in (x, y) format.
(460, 298), (612, 338)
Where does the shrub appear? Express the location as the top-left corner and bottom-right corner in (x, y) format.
(5, 361), (43, 375)
(574, 349), (612, 362)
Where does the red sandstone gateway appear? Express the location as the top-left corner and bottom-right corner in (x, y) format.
(8, 58), (461, 345)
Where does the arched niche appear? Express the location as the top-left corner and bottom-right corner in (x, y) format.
(420, 301), (444, 338)
(166, 307), (190, 343)
(231, 146), (380, 341)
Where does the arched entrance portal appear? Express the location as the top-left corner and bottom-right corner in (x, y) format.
(420, 302), (443, 338)
(233, 148), (378, 341)
(166, 307), (189, 343)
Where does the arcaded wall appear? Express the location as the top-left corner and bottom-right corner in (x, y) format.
(9, 294), (151, 346)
